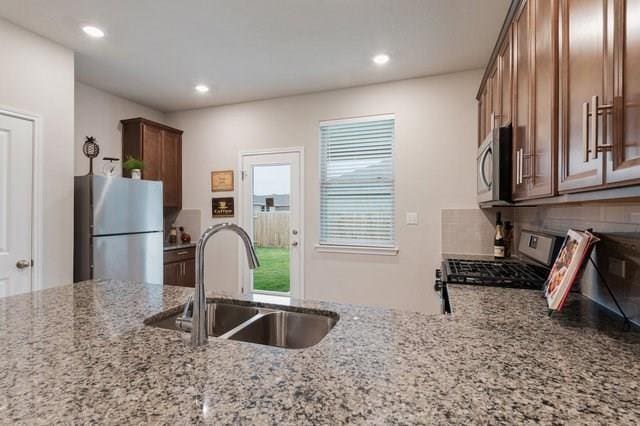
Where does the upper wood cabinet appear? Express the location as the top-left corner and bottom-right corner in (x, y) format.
(478, 0), (640, 203)
(478, 36), (512, 146)
(478, 82), (490, 145)
(512, 0), (531, 200)
(557, 0), (607, 192)
(512, 0), (557, 201)
(558, 0), (640, 193)
(121, 118), (183, 209)
(497, 29), (513, 127)
(605, 0), (640, 185)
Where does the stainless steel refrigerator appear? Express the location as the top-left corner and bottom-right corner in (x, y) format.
(74, 175), (163, 284)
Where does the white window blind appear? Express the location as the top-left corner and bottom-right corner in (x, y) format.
(319, 115), (395, 247)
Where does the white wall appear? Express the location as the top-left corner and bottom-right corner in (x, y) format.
(0, 18), (75, 289)
(168, 70), (481, 313)
(75, 82), (166, 175)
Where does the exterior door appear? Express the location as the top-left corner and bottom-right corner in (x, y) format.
(241, 150), (302, 298)
(558, 0), (608, 192)
(0, 113), (34, 298)
(607, 0), (640, 184)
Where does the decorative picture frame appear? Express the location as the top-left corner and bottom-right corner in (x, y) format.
(211, 170), (234, 192)
(212, 197), (235, 217)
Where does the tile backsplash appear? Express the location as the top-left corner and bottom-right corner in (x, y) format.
(441, 208), (514, 255)
(515, 203), (640, 236)
(515, 202), (640, 326)
(164, 208), (202, 243)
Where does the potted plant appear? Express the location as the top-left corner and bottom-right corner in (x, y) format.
(123, 155), (144, 179)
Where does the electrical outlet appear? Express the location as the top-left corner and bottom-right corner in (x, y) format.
(608, 257), (627, 279)
(406, 212), (418, 225)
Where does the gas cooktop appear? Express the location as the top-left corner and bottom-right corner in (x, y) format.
(442, 258), (549, 290)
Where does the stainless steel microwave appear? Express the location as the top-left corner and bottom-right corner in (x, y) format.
(477, 126), (512, 206)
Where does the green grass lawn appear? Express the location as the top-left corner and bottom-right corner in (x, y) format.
(253, 247), (290, 293)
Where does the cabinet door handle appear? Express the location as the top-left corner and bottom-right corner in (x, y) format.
(515, 149), (520, 185)
(592, 95), (614, 157)
(517, 149), (520, 185)
(583, 101), (591, 162)
(591, 95), (599, 159)
(177, 251), (190, 256)
(517, 149), (523, 184)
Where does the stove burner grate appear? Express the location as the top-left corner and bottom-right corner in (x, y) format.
(443, 258), (548, 290)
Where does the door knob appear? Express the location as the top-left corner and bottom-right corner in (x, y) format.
(291, 241), (299, 247)
(16, 259), (31, 269)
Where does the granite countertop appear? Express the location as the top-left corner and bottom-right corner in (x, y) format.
(164, 242), (196, 251)
(1, 280), (638, 424)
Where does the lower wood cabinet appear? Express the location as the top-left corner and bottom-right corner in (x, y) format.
(163, 247), (195, 287)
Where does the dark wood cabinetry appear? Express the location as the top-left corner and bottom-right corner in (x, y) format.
(558, 0), (640, 192)
(478, 33), (513, 146)
(497, 29), (513, 127)
(513, 0), (557, 200)
(512, 0), (530, 200)
(603, 0), (640, 186)
(121, 118), (183, 209)
(478, 0), (640, 204)
(163, 247), (195, 287)
(557, 0), (607, 192)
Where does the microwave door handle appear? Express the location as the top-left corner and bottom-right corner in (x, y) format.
(480, 147), (492, 190)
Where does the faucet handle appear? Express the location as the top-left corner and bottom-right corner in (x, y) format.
(175, 295), (194, 332)
(182, 295), (194, 319)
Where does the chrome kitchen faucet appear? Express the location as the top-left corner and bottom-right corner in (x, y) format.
(181, 223), (259, 346)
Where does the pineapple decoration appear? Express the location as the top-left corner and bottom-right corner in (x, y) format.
(82, 136), (100, 175)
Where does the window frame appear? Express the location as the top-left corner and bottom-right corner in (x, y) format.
(317, 114), (398, 255)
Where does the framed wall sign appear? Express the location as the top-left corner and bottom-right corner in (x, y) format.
(212, 197), (234, 217)
(211, 170), (234, 192)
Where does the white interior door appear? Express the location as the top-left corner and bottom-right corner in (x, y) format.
(0, 113), (34, 298)
(241, 150), (302, 298)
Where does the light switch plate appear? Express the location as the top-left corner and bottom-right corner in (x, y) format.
(608, 257), (627, 279)
(406, 212), (418, 225)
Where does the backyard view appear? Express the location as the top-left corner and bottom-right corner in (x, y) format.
(252, 164), (291, 294)
(253, 247), (289, 293)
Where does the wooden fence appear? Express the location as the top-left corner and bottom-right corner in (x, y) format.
(253, 211), (290, 248)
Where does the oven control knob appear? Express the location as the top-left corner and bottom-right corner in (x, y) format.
(435, 269), (442, 279)
(434, 280), (443, 292)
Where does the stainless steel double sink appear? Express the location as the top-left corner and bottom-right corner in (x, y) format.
(146, 299), (338, 349)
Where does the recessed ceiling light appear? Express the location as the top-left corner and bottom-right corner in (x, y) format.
(82, 25), (105, 38)
(373, 54), (390, 65)
(195, 84), (210, 93)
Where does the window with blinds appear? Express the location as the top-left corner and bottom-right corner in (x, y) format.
(319, 114), (395, 247)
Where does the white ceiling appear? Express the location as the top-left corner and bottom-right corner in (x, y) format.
(0, 0), (510, 112)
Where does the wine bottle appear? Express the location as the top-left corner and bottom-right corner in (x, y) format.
(494, 212), (505, 258)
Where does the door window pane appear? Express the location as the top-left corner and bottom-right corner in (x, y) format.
(252, 165), (291, 293)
